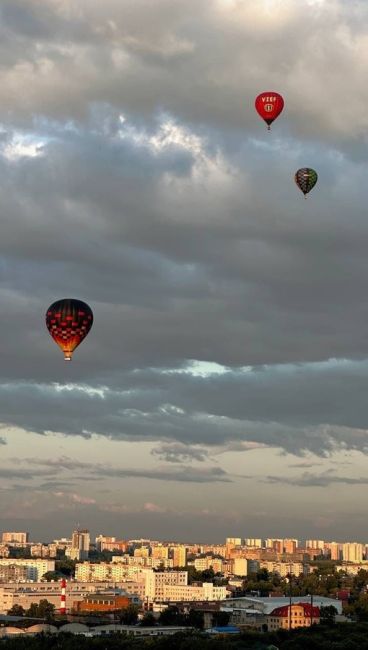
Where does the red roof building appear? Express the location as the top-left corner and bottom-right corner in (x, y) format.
(267, 603), (320, 631)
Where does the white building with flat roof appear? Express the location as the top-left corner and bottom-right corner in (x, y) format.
(0, 559), (54, 582)
(224, 596), (343, 616)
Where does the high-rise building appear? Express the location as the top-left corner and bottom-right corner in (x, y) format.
(265, 538), (283, 552)
(151, 545), (169, 561)
(226, 538), (242, 546)
(134, 547), (150, 559)
(326, 542), (341, 561)
(172, 546), (187, 568)
(70, 530), (90, 561)
(2, 532), (29, 545)
(342, 543), (363, 563)
(306, 540), (325, 550)
(245, 538), (262, 548)
(233, 558), (248, 576)
(283, 539), (298, 554)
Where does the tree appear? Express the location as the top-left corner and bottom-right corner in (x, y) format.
(187, 609), (204, 629)
(319, 605), (338, 625)
(120, 604), (139, 625)
(201, 568), (215, 582)
(140, 612), (157, 627)
(55, 558), (76, 577)
(26, 599), (55, 621)
(7, 604), (25, 616)
(42, 571), (60, 582)
(159, 606), (184, 626)
(346, 594), (368, 621)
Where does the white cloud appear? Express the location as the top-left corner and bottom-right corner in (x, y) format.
(2, 132), (46, 161)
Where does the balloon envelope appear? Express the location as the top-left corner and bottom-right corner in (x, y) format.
(294, 168), (318, 196)
(46, 298), (93, 360)
(255, 92), (284, 129)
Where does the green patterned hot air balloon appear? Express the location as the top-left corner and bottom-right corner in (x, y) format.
(294, 168), (318, 197)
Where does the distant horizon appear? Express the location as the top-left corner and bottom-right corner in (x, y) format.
(2, 525), (368, 549)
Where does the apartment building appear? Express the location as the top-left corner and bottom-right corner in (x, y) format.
(259, 561), (305, 577)
(0, 559), (55, 581)
(145, 570), (187, 601)
(68, 530), (90, 561)
(193, 556), (223, 573)
(172, 546), (187, 568)
(342, 543), (363, 563)
(161, 582), (227, 603)
(2, 532), (29, 545)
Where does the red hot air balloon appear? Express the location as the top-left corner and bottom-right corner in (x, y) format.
(46, 298), (93, 361)
(255, 92), (284, 130)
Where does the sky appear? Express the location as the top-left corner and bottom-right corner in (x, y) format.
(1, 0), (368, 543)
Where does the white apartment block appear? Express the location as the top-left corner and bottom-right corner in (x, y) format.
(75, 562), (146, 583)
(161, 582), (227, 603)
(0, 559), (55, 581)
(342, 543), (363, 563)
(259, 561), (304, 577)
(194, 557), (223, 572)
(305, 540), (325, 550)
(244, 539), (262, 548)
(226, 538), (242, 546)
(2, 532), (29, 544)
(340, 562), (368, 575)
(233, 558), (248, 577)
(110, 555), (173, 569)
(144, 570), (187, 601)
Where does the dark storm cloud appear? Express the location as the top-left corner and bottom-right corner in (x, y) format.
(2, 358), (368, 455)
(2, 123), (368, 379)
(0, 0), (368, 471)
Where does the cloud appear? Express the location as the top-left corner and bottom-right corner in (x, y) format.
(151, 442), (210, 463)
(3, 359), (368, 456)
(2, 0), (368, 537)
(264, 472), (368, 488)
(14, 456), (232, 484)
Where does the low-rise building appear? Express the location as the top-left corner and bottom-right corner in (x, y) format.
(267, 603), (320, 630)
(0, 581), (141, 614)
(73, 590), (140, 613)
(161, 583), (227, 603)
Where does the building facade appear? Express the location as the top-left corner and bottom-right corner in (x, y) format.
(267, 603), (320, 630)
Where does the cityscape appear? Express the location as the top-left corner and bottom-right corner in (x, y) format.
(0, 528), (368, 641)
(2, 0), (368, 648)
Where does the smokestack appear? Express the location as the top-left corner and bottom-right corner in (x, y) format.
(60, 578), (66, 615)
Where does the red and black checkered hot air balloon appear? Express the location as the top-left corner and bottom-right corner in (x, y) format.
(255, 91), (284, 130)
(46, 298), (93, 361)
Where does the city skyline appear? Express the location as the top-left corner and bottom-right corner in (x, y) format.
(2, 0), (368, 541)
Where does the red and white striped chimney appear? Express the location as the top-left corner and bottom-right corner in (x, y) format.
(60, 578), (66, 615)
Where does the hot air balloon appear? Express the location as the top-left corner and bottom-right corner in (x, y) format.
(294, 168), (318, 197)
(46, 298), (93, 360)
(255, 92), (284, 130)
